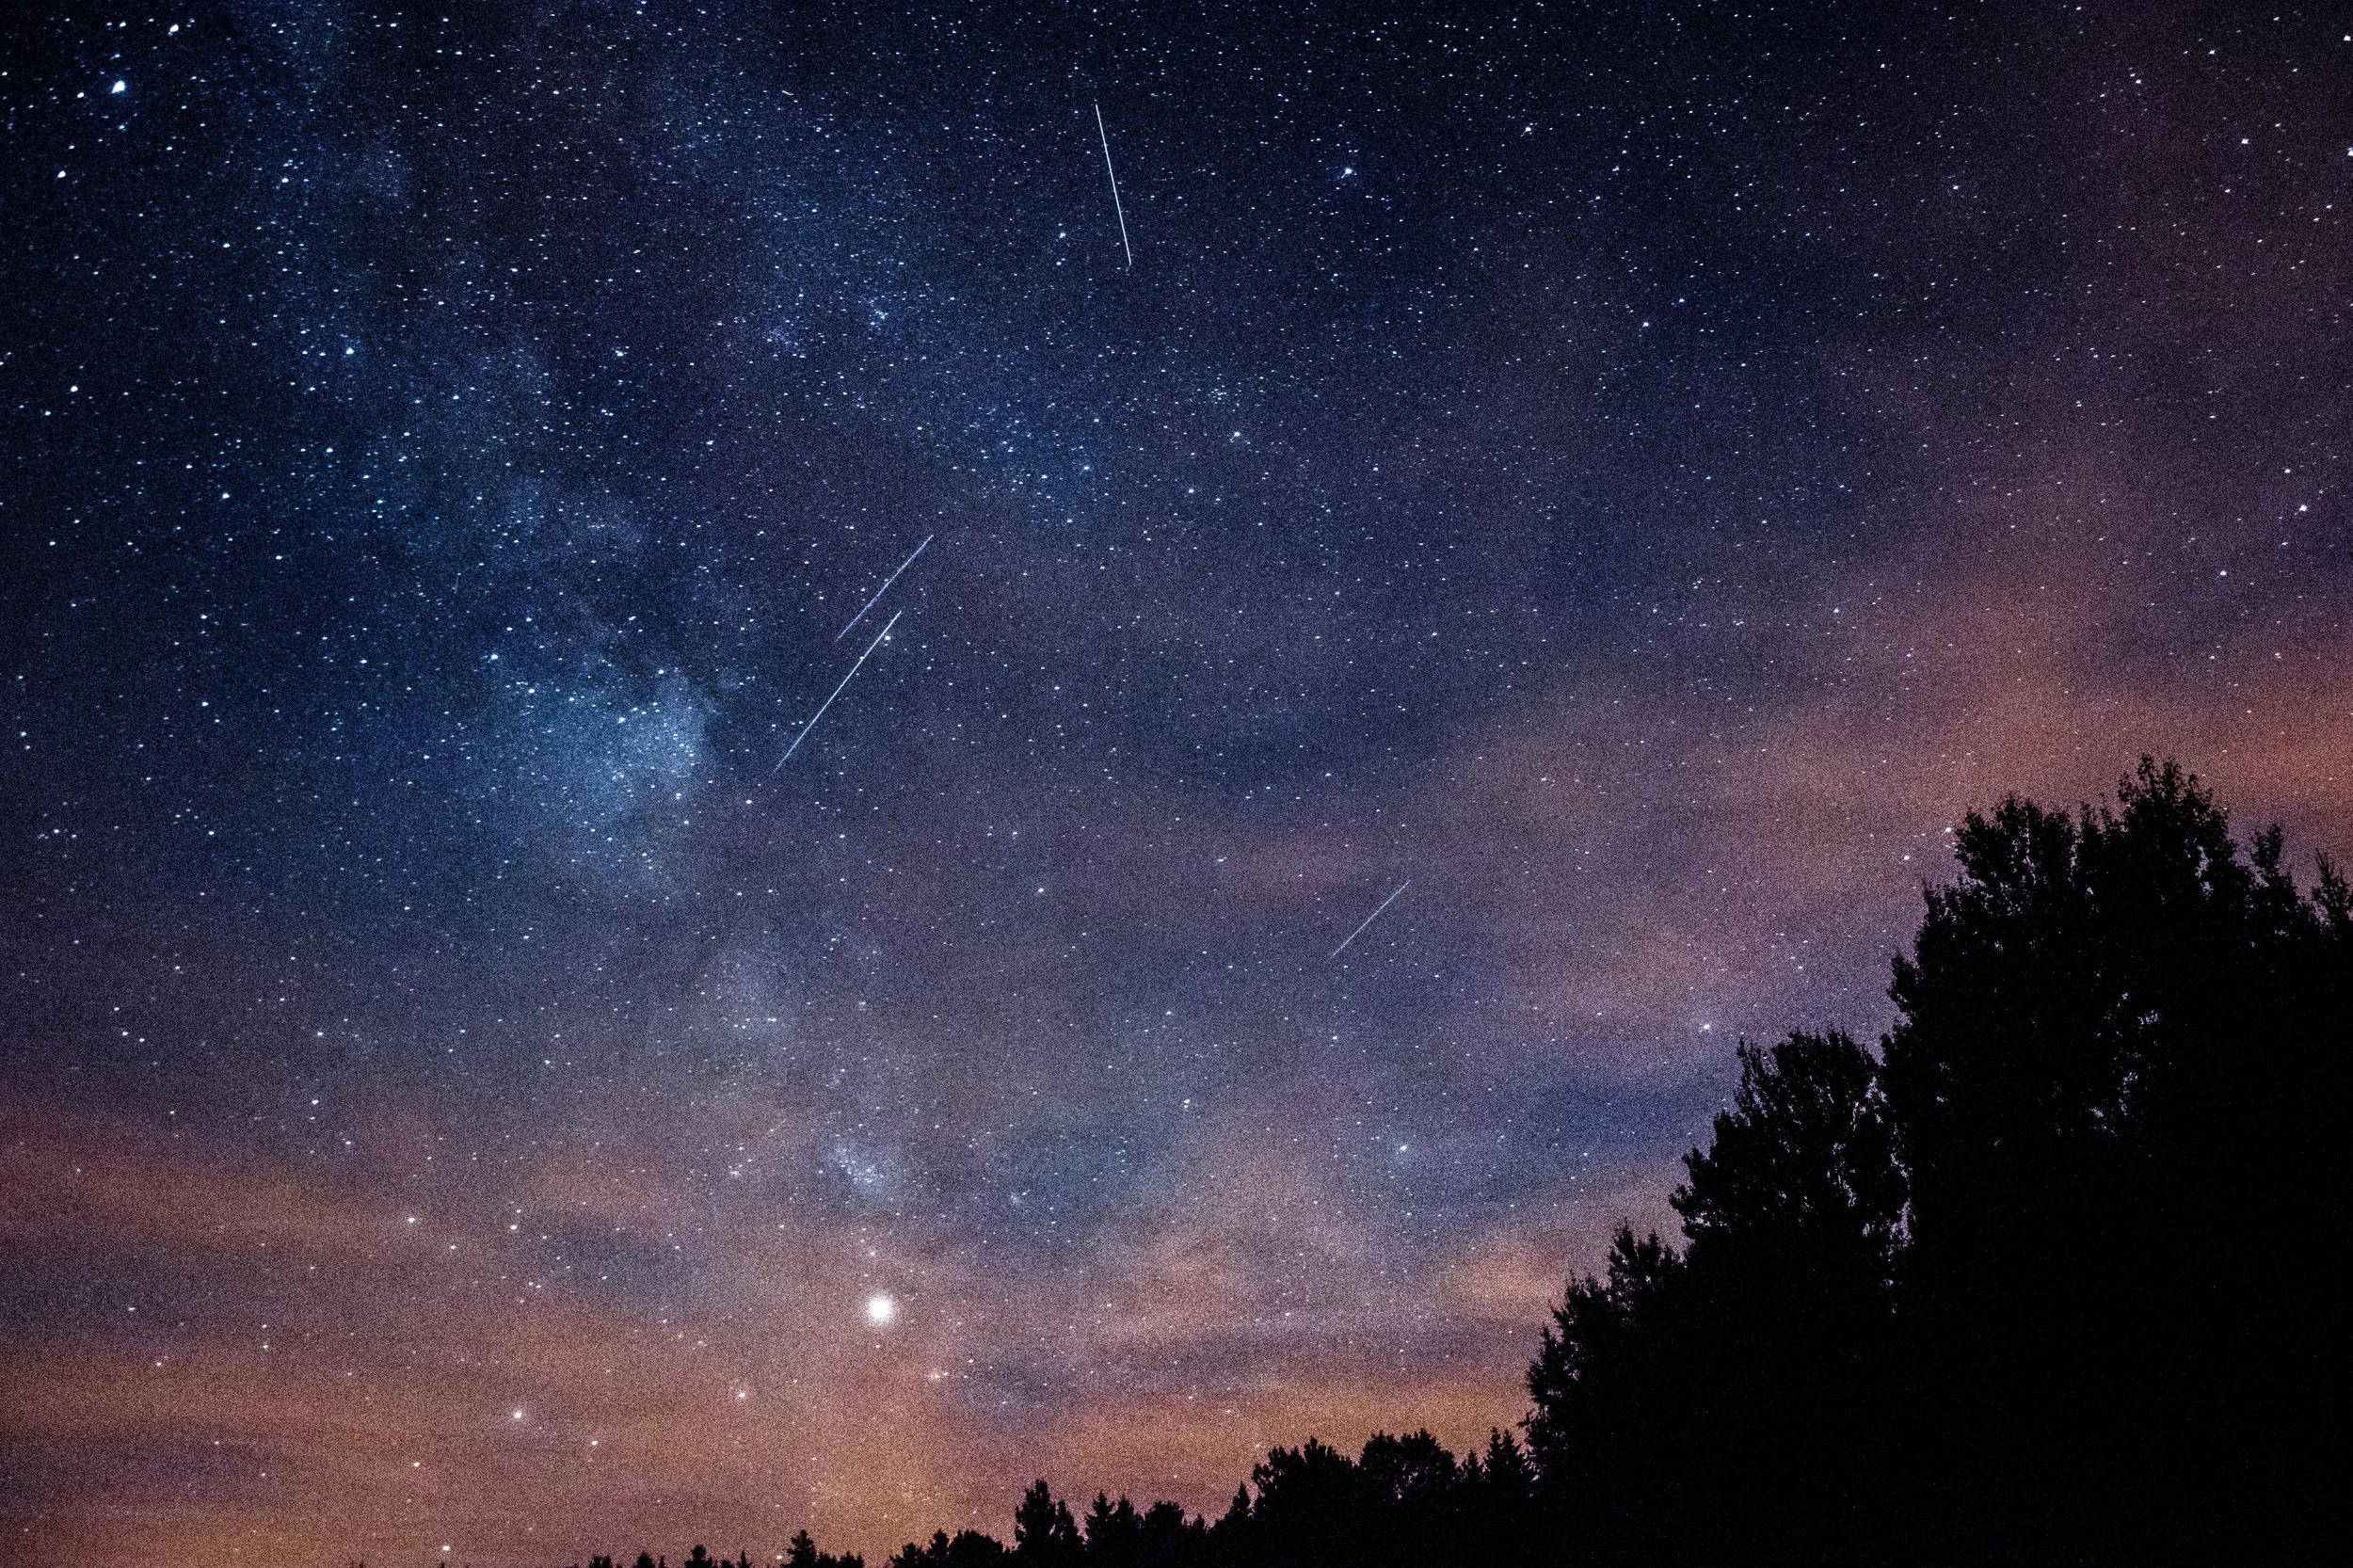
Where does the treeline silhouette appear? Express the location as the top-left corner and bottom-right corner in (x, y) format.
(560, 762), (2340, 1568)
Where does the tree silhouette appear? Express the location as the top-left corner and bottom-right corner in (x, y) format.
(397, 761), (2340, 1568)
(1524, 758), (2345, 1565)
(1014, 1480), (1083, 1568)
(1130, 1499), (1205, 1568)
(1525, 1225), (1691, 1563)
(1881, 759), (2345, 1562)
(890, 1528), (1008, 1568)
(1667, 1030), (1905, 1565)
(784, 1528), (865, 1568)
(1674, 1031), (1902, 1288)
(1080, 1494), (1145, 1568)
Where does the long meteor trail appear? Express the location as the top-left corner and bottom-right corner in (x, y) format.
(1095, 102), (1133, 268)
(836, 534), (932, 642)
(1330, 880), (1411, 960)
(772, 609), (902, 775)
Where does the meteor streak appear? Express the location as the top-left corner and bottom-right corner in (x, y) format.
(837, 534), (933, 642)
(1330, 880), (1411, 959)
(1095, 102), (1133, 268)
(772, 610), (902, 775)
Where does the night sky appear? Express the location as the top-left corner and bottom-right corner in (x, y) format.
(3, 4), (2348, 1564)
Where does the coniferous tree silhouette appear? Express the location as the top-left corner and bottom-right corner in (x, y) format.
(1081, 1494), (1144, 1567)
(1014, 1480), (1084, 1568)
(889, 1528), (1010, 1568)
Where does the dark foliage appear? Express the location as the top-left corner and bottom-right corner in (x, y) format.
(1875, 760), (2346, 1563)
(1527, 759), (2345, 1566)
(1014, 1478), (1085, 1567)
(584, 1433), (1536, 1568)
(558, 760), (2341, 1568)
(890, 1528), (1011, 1568)
(1527, 1031), (1904, 1565)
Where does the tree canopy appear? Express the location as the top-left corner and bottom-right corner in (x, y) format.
(555, 761), (2341, 1568)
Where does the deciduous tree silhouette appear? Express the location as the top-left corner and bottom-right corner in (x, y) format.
(1525, 1225), (1692, 1564)
(1881, 759), (2345, 1563)
(442, 761), (2342, 1568)
(1668, 1030), (1904, 1565)
(1525, 758), (2345, 1566)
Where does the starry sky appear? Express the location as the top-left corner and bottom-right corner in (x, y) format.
(2, 4), (2348, 1565)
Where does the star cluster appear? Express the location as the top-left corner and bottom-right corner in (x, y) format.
(2, 5), (2347, 1565)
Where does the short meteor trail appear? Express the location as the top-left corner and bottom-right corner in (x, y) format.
(772, 609), (902, 775)
(1094, 102), (1133, 268)
(1330, 880), (1411, 960)
(836, 534), (932, 642)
